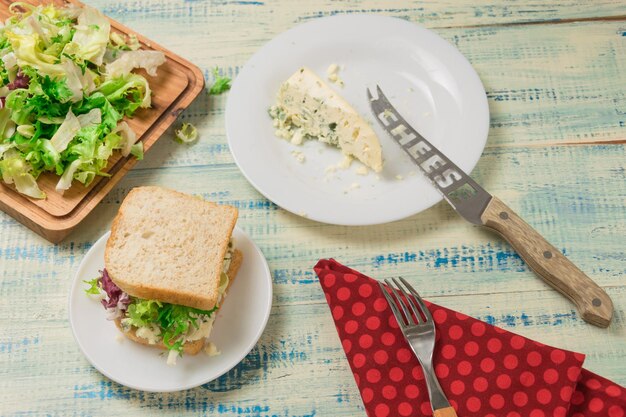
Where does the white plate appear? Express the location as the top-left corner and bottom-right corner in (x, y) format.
(226, 15), (489, 225)
(68, 227), (272, 392)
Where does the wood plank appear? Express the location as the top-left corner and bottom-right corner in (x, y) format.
(84, 0), (626, 30)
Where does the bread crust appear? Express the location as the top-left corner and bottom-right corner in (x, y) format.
(104, 186), (238, 310)
(115, 249), (243, 355)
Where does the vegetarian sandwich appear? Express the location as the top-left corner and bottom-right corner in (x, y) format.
(86, 186), (242, 364)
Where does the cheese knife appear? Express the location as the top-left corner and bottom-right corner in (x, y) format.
(367, 86), (613, 328)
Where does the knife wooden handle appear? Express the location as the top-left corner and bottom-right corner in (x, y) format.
(480, 197), (613, 328)
(433, 407), (458, 417)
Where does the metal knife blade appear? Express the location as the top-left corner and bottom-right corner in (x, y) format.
(367, 85), (614, 328)
(367, 85), (491, 225)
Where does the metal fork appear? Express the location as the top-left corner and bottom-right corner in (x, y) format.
(379, 278), (457, 417)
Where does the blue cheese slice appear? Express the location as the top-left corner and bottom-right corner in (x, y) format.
(269, 67), (383, 172)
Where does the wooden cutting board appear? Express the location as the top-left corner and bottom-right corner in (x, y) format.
(0, 0), (205, 242)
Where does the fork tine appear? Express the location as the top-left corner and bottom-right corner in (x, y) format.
(386, 278), (416, 326)
(399, 277), (433, 322)
(366, 88), (374, 102)
(378, 282), (406, 328)
(394, 277), (424, 323)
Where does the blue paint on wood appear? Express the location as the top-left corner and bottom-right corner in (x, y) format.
(0, 336), (40, 353)
(478, 310), (578, 327)
(226, 199), (279, 210)
(372, 243), (528, 273)
(230, 1), (265, 5)
(298, 10), (416, 22)
(74, 380), (135, 400)
(197, 190), (232, 200)
(0, 242), (93, 264)
(273, 269), (316, 285)
(203, 347), (262, 392)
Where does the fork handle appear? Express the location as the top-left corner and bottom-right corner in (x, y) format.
(480, 197), (613, 328)
(433, 407), (458, 417)
(420, 362), (453, 413)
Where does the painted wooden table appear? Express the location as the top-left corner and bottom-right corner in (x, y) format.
(1, 1), (624, 415)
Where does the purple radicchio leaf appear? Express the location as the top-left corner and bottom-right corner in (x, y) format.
(99, 268), (130, 311)
(7, 71), (30, 91)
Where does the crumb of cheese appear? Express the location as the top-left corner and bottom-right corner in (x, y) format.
(291, 150), (306, 163)
(326, 64), (344, 87)
(338, 155), (352, 169)
(204, 342), (221, 357)
(355, 166), (368, 176)
(167, 350), (180, 366)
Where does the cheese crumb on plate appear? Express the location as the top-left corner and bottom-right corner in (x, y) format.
(291, 150), (306, 163)
(204, 342), (221, 357)
(326, 63), (344, 87)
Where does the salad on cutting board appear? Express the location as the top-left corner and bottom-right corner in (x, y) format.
(0, 2), (165, 199)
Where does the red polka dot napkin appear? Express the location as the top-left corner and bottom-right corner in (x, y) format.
(314, 259), (625, 417)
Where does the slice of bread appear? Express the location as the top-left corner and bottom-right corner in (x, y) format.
(105, 186), (238, 311)
(115, 249), (243, 355)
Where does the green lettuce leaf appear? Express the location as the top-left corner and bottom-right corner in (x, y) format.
(97, 73), (152, 115)
(83, 277), (101, 295)
(209, 67), (231, 95)
(4, 31), (63, 76)
(0, 149), (45, 199)
(62, 6), (110, 66)
(106, 50), (166, 78)
(49, 109), (81, 152)
(124, 298), (217, 353)
(126, 299), (162, 328)
(174, 123), (198, 144)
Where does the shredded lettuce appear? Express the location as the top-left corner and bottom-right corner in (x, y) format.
(113, 121), (139, 157)
(0, 149), (45, 198)
(49, 109), (81, 152)
(0, 3), (165, 198)
(55, 158), (81, 191)
(109, 32), (140, 52)
(106, 50), (166, 78)
(174, 122), (198, 144)
(63, 6), (110, 66)
(97, 73), (152, 114)
(123, 298), (218, 353)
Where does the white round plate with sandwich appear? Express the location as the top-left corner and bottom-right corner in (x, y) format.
(226, 14), (489, 226)
(69, 226), (272, 392)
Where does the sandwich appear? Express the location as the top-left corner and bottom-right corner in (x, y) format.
(85, 186), (242, 365)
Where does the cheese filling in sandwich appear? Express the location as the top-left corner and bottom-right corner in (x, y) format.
(85, 186), (242, 365)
